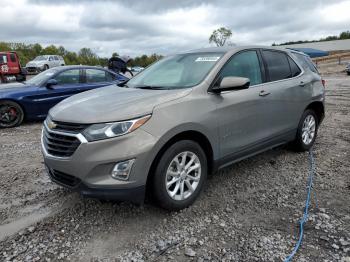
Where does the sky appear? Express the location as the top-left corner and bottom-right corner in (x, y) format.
(0, 0), (350, 57)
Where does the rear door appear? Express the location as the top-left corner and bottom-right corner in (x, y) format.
(48, 56), (55, 68)
(259, 49), (307, 137)
(214, 49), (274, 160)
(80, 68), (117, 91)
(53, 56), (60, 67)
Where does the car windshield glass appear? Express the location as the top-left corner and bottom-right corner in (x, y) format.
(25, 68), (58, 86)
(34, 56), (47, 61)
(127, 52), (224, 89)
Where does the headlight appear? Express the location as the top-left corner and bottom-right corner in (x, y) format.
(82, 115), (151, 141)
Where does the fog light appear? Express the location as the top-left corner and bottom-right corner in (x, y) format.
(111, 159), (135, 180)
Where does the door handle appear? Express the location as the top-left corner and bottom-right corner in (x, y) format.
(259, 90), (271, 97)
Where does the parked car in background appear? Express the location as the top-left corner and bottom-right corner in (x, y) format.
(26, 55), (65, 73)
(42, 46), (325, 210)
(0, 51), (26, 83)
(0, 65), (128, 127)
(346, 62), (350, 75)
(131, 66), (144, 73)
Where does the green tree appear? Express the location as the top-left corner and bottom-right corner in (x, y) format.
(42, 45), (59, 55)
(209, 27), (232, 47)
(339, 30), (350, 39)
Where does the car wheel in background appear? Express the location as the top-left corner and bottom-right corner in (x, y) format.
(44, 65), (49, 71)
(292, 109), (318, 151)
(152, 140), (207, 211)
(0, 100), (24, 128)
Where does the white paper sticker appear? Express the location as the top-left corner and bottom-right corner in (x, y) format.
(195, 56), (220, 62)
(45, 72), (54, 76)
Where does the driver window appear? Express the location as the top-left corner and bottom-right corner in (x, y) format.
(49, 56), (53, 61)
(55, 69), (80, 85)
(220, 50), (263, 86)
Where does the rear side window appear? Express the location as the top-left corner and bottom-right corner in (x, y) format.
(54, 56), (59, 61)
(220, 50), (263, 86)
(293, 53), (318, 73)
(10, 53), (16, 63)
(262, 50), (291, 81)
(86, 69), (111, 83)
(288, 57), (302, 77)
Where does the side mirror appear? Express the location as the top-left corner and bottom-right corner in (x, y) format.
(46, 79), (58, 89)
(212, 76), (250, 93)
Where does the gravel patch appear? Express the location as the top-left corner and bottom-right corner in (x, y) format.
(0, 74), (349, 261)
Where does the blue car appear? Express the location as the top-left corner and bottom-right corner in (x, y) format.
(0, 65), (128, 128)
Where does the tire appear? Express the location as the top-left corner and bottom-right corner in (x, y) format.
(0, 100), (24, 128)
(292, 109), (318, 151)
(16, 74), (26, 82)
(152, 140), (207, 211)
(347, 72), (350, 76)
(44, 65), (49, 71)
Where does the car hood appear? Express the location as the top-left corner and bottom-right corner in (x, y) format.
(50, 85), (192, 124)
(0, 82), (28, 93)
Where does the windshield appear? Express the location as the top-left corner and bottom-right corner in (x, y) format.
(34, 56), (48, 61)
(127, 52), (224, 89)
(25, 68), (58, 86)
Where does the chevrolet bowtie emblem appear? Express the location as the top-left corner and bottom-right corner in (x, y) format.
(47, 120), (57, 129)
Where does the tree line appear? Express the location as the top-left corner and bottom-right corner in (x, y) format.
(0, 42), (162, 68)
(273, 30), (350, 46)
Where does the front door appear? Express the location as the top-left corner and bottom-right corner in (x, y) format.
(38, 69), (83, 116)
(213, 50), (272, 160)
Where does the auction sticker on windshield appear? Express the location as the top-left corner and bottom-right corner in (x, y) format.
(195, 57), (220, 62)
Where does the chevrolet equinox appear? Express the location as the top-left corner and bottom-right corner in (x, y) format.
(42, 46), (325, 210)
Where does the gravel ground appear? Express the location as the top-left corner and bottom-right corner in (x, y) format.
(0, 74), (349, 262)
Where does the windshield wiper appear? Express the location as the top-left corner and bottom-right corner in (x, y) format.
(134, 85), (166, 90)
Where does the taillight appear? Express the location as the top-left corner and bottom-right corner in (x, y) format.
(321, 79), (326, 88)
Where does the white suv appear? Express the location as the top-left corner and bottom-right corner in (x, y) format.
(26, 55), (65, 73)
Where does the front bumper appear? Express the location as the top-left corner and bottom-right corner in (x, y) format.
(42, 125), (158, 203)
(46, 167), (145, 203)
(26, 65), (44, 73)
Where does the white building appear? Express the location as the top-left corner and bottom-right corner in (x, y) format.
(282, 39), (350, 52)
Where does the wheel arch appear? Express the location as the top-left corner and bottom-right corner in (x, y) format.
(145, 129), (215, 196)
(305, 101), (325, 124)
(0, 98), (26, 118)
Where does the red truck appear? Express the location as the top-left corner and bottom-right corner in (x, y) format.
(0, 51), (26, 83)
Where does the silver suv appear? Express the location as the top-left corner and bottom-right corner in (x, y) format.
(42, 46), (325, 210)
(26, 55), (65, 73)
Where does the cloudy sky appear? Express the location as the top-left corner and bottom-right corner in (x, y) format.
(1, 0), (349, 57)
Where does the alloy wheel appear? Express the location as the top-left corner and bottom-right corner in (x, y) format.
(0, 104), (19, 126)
(301, 115), (316, 145)
(165, 151), (201, 201)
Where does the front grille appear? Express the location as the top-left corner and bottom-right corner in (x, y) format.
(48, 168), (81, 187)
(51, 121), (87, 133)
(43, 127), (81, 157)
(26, 67), (38, 72)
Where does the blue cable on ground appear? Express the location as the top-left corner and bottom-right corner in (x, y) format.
(284, 149), (315, 262)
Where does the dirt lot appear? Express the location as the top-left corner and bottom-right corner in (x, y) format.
(0, 74), (349, 261)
